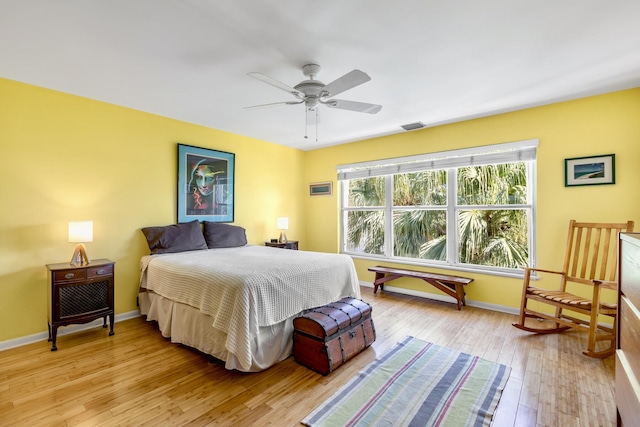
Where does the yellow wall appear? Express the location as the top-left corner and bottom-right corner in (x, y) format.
(303, 88), (640, 309)
(0, 78), (306, 342)
(2, 77), (639, 344)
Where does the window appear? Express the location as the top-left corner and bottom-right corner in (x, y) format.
(338, 140), (537, 275)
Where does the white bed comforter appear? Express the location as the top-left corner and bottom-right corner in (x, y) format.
(139, 245), (360, 371)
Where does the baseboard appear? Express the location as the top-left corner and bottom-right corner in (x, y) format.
(0, 310), (141, 352)
(359, 281), (519, 315)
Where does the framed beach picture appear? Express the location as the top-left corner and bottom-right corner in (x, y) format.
(177, 143), (235, 223)
(309, 182), (333, 196)
(564, 154), (615, 187)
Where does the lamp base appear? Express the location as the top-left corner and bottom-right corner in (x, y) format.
(70, 243), (91, 266)
(279, 231), (288, 244)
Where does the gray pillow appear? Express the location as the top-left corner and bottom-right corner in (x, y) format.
(141, 220), (208, 254)
(203, 222), (247, 248)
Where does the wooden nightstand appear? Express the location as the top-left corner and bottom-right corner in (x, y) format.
(45, 258), (115, 351)
(264, 240), (299, 250)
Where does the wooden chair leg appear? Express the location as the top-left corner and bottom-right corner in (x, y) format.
(555, 306), (564, 330)
(586, 310), (600, 356)
(613, 315), (618, 348)
(583, 284), (615, 358)
(514, 270), (531, 327)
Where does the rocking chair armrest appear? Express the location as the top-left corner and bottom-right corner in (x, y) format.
(523, 267), (565, 277)
(592, 279), (618, 291)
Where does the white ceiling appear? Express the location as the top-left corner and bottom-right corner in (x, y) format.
(2, 1), (640, 151)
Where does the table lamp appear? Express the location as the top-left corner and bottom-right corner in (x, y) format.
(277, 217), (288, 243)
(68, 221), (93, 266)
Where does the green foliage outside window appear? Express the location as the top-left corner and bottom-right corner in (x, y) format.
(344, 162), (530, 270)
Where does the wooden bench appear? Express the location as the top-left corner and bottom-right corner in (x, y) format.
(368, 266), (473, 310)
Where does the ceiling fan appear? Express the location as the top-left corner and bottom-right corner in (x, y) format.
(245, 64), (382, 140)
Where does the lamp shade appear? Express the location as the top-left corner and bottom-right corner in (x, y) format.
(68, 221), (93, 243)
(277, 217), (289, 230)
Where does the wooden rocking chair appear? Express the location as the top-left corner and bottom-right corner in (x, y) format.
(512, 220), (634, 358)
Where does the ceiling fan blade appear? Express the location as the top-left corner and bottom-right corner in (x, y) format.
(243, 100), (303, 109)
(326, 99), (382, 114)
(321, 70), (371, 98)
(247, 72), (303, 98)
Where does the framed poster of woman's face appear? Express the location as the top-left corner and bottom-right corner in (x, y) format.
(177, 143), (235, 223)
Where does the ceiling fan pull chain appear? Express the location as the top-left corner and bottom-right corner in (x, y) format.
(315, 108), (319, 142)
(304, 108), (308, 139)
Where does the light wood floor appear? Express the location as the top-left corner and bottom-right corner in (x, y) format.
(0, 287), (616, 427)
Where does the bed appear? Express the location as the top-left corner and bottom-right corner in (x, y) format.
(138, 221), (360, 372)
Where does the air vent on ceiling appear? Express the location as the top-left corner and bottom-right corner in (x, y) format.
(400, 122), (425, 131)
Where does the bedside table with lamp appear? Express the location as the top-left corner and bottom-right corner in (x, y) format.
(264, 216), (299, 250)
(45, 221), (115, 351)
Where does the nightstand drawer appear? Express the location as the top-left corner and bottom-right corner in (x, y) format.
(53, 269), (87, 282)
(88, 264), (113, 278)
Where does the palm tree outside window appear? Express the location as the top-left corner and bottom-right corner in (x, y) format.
(338, 139), (538, 275)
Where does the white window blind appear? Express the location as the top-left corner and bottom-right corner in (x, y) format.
(337, 139), (538, 180)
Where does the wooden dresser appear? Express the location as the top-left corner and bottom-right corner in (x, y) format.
(616, 233), (640, 426)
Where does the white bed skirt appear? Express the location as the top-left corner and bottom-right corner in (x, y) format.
(139, 291), (294, 372)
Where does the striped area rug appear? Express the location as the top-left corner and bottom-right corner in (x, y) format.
(302, 336), (510, 427)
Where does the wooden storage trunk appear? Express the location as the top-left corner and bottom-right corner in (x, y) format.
(293, 297), (375, 375)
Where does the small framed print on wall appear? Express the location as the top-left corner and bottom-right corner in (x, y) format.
(309, 182), (333, 196)
(177, 143), (235, 223)
(564, 154), (615, 187)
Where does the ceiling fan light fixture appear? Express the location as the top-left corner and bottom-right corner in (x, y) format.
(305, 97), (319, 110)
(401, 122), (425, 131)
